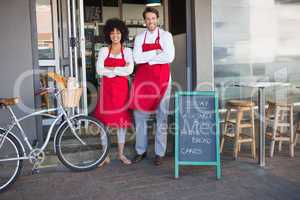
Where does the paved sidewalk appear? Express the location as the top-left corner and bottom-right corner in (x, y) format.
(1, 146), (300, 200)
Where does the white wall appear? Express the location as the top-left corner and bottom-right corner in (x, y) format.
(103, 5), (164, 25)
(194, 0), (213, 90)
(0, 0), (38, 142)
(102, 6), (120, 22)
(122, 4), (164, 26)
(172, 34), (187, 90)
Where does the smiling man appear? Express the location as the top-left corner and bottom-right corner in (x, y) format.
(129, 7), (175, 166)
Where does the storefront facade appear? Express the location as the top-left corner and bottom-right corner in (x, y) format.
(1, 0), (300, 146)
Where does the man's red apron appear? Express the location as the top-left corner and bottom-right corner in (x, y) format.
(129, 29), (170, 112)
(93, 47), (132, 128)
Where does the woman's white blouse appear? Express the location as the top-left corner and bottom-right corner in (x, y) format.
(96, 47), (134, 78)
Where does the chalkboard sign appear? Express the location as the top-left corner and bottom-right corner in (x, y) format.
(175, 91), (221, 179)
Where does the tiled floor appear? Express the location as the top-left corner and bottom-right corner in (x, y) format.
(1, 144), (300, 200)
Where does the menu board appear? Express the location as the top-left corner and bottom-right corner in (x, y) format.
(175, 91), (221, 179)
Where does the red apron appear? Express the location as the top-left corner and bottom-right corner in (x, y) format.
(93, 47), (132, 128)
(129, 29), (170, 112)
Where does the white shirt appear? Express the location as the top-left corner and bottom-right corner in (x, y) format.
(133, 28), (175, 65)
(96, 47), (134, 78)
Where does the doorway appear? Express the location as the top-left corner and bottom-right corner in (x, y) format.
(36, 0), (88, 124)
(35, 0), (168, 147)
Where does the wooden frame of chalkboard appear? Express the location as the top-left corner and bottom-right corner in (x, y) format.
(175, 91), (221, 179)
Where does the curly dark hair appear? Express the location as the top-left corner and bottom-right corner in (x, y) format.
(103, 18), (129, 45)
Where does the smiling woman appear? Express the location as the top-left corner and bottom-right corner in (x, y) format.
(93, 18), (134, 165)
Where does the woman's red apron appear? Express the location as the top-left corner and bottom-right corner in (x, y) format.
(129, 29), (170, 112)
(93, 47), (132, 128)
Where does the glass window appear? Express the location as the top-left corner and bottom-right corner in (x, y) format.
(38, 66), (56, 112)
(214, 0), (300, 109)
(60, 0), (69, 58)
(36, 0), (55, 60)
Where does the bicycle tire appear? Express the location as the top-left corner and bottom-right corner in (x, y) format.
(55, 115), (110, 172)
(0, 130), (23, 192)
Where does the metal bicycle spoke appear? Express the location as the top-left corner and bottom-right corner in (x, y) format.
(67, 119), (87, 146)
(0, 133), (23, 192)
(56, 115), (110, 171)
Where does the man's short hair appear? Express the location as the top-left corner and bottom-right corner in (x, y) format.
(143, 7), (159, 19)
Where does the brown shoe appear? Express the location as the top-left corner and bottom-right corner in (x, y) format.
(154, 155), (163, 166)
(131, 152), (147, 163)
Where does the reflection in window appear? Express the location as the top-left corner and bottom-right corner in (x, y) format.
(36, 0), (54, 60)
(60, 0), (69, 58)
(38, 66), (57, 114)
(213, 0), (300, 109)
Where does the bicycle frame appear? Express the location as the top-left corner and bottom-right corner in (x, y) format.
(0, 89), (86, 162)
(7, 107), (63, 151)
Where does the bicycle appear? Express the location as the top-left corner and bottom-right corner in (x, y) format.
(0, 77), (110, 192)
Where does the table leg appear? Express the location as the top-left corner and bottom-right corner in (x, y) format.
(258, 87), (266, 167)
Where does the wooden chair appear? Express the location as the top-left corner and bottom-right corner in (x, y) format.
(220, 100), (256, 159)
(266, 101), (294, 157)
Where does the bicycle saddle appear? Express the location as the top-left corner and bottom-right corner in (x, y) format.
(0, 97), (19, 106)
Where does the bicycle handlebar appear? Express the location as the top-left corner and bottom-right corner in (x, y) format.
(35, 87), (62, 96)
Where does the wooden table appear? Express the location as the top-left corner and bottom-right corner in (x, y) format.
(234, 82), (290, 167)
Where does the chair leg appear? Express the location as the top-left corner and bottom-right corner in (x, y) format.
(278, 141), (282, 152)
(251, 107), (256, 159)
(290, 128), (295, 158)
(221, 108), (231, 153)
(290, 143), (295, 158)
(234, 110), (242, 160)
(270, 107), (279, 158)
(234, 141), (239, 160)
(278, 109), (285, 152)
(290, 106), (294, 158)
(251, 140), (256, 159)
(295, 119), (300, 146)
(220, 136), (225, 153)
(270, 140), (275, 158)
(295, 133), (299, 146)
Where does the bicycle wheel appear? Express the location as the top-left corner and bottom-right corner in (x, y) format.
(55, 115), (110, 171)
(0, 131), (23, 192)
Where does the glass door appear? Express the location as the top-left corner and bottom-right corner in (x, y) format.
(36, 0), (60, 72)
(62, 0), (88, 114)
(57, 0), (71, 77)
(36, 0), (61, 126)
(36, 0), (88, 117)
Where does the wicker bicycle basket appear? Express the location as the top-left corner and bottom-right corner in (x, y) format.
(61, 87), (83, 108)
